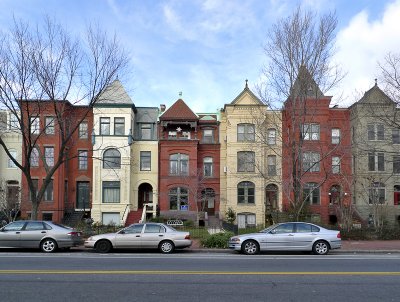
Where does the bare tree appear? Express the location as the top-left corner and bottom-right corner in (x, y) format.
(0, 179), (21, 223)
(378, 52), (400, 103)
(257, 6), (347, 221)
(0, 17), (129, 219)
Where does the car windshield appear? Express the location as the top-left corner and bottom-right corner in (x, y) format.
(259, 224), (278, 233)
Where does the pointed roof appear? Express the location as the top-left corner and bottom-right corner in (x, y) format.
(290, 66), (324, 98)
(354, 80), (394, 106)
(225, 80), (263, 109)
(159, 99), (198, 121)
(96, 79), (133, 105)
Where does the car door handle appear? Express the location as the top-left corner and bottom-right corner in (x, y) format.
(15, 232), (20, 234)
(158, 235), (164, 237)
(288, 234), (294, 236)
(41, 231), (46, 234)
(136, 235), (141, 237)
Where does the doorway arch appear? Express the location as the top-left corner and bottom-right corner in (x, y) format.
(138, 183), (153, 209)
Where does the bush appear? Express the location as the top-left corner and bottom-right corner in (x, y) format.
(340, 227), (400, 240)
(200, 231), (234, 248)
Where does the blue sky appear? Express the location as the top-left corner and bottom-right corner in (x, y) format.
(1, 0), (399, 112)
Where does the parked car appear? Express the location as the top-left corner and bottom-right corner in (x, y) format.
(0, 220), (84, 253)
(85, 222), (192, 253)
(229, 222), (341, 255)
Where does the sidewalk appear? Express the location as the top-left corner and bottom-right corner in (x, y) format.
(189, 239), (400, 253)
(340, 240), (400, 253)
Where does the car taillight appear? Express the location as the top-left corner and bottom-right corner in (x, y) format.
(337, 232), (341, 238)
(68, 232), (81, 236)
(185, 234), (191, 240)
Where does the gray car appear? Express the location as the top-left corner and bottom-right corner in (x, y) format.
(229, 222), (341, 255)
(0, 220), (84, 252)
(85, 222), (192, 253)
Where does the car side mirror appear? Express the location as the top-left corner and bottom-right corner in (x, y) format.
(269, 230), (276, 234)
(119, 230), (125, 234)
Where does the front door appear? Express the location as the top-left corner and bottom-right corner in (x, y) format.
(76, 182), (90, 210)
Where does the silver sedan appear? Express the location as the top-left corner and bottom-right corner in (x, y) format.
(0, 220), (84, 252)
(229, 222), (341, 255)
(85, 222), (192, 253)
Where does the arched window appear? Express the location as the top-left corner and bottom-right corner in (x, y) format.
(237, 181), (255, 204)
(266, 184), (278, 209)
(169, 187), (188, 210)
(103, 148), (121, 169)
(169, 153), (189, 175)
(203, 157), (213, 177)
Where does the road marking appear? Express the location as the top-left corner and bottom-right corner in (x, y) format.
(0, 270), (400, 275)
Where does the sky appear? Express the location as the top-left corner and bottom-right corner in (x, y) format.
(0, 0), (399, 112)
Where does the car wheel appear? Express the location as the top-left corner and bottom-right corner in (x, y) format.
(312, 240), (330, 255)
(241, 240), (259, 255)
(159, 240), (175, 253)
(95, 240), (112, 253)
(40, 239), (58, 253)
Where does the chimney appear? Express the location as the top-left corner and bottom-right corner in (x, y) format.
(160, 104), (166, 112)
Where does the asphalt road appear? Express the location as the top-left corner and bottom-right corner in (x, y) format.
(0, 250), (399, 302)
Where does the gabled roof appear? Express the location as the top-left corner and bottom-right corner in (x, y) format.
(96, 79), (133, 105)
(159, 99), (198, 121)
(225, 81), (263, 108)
(353, 81), (394, 106)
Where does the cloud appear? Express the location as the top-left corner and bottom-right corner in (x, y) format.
(332, 0), (400, 105)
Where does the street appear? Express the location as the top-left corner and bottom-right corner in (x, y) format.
(0, 250), (399, 301)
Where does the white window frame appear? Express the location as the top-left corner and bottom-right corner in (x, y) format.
(44, 147), (54, 167)
(30, 117), (39, 134)
(7, 150), (17, 168)
(302, 124), (320, 141)
(332, 156), (340, 174)
(331, 128), (341, 144)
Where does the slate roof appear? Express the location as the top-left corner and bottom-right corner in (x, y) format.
(159, 99), (198, 121)
(290, 66), (324, 98)
(96, 79), (133, 105)
(355, 81), (394, 106)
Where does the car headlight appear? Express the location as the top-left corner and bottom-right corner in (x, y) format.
(230, 237), (241, 243)
(87, 237), (93, 241)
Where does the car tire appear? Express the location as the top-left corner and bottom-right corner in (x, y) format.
(312, 240), (330, 255)
(241, 240), (259, 255)
(159, 240), (175, 253)
(40, 238), (58, 253)
(95, 240), (112, 253)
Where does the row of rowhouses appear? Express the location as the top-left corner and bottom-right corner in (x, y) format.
(1, 74), (399, 228)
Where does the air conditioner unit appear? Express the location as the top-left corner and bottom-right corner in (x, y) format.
(223, 166), (227, 173)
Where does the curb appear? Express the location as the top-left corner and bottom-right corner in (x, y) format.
(187, 248), (400, 254)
